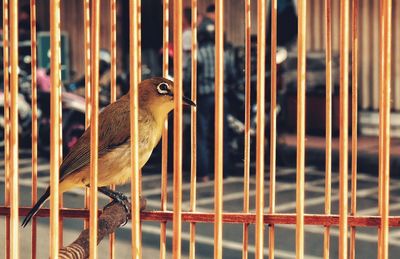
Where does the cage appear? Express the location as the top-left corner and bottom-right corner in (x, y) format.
(0, 0), (398, 258)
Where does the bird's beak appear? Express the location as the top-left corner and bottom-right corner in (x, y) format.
(183, 95), (196, 107)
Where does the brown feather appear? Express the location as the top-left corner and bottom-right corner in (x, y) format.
(59, 94), (131, 180)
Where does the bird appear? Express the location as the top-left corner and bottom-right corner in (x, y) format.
(22, 77), (195, 227)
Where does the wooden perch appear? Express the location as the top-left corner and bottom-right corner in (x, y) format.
(59, 197), (146, 259)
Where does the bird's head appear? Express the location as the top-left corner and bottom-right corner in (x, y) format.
(139, 77), (196, 117)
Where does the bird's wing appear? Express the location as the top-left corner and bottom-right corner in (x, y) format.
(59, 95), (131, 181)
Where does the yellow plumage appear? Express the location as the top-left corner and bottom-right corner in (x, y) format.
(22, 77), (195, 227)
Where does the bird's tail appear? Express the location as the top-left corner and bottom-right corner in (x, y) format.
(22, 188), (50, 227)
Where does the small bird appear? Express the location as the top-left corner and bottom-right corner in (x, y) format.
(22, 77), (195, 227)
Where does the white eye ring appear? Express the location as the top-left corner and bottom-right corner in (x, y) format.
(157, 82), (170, 95)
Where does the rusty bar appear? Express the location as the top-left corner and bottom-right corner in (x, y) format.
(377, 1), (383, 254)
(129, 0), (141, 257)
(296, 0), (307, 257)
(84, 0), (91, 128)
(379, 0), (392, 258)
(395, 2), (400, 111)
(339, 0), (350, 258)
(255, 0), (266, 258)
(6, 208), (400, 227)
(109, 0), (117, 257)
(324, 0), (332, 258)
(371, 0), (380, 110)
(9, 12), (19, 249)
(49, 0), (61, 257)
(160, 0), (169, 258)
(242, 0), (251, 258)
(30, 0), (38, 257)
(173, 0), (183, 257)
(84, 0), (91, 230)
(89, 0), (100, 257)
(10, 0), (19, 255)
(137, 1), (142, 256)
(269, 0), (277, 258)
(2, 0), (10, 257)
(110, 0), (117, 104)
(189, 0), (198, 259)
(214, 0), (224, 258)
(349, 0), (359, 258)
(59, 39), (64, 249)
(138, 0), (142, 81)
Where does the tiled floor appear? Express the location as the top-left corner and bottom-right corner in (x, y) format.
(1, 147), (400, 258)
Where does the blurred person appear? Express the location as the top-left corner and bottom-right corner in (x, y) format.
(185, 5), (237, 182)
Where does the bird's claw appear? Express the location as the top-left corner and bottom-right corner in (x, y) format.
(103, 191), (130, 226)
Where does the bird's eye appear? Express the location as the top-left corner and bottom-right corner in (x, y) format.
(157, 82), (170, 95)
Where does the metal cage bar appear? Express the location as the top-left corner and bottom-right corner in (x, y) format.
(84, 0), (91, 231)
(378, 0), (392, 258)
(129, 0), (141, 257)
(269, 0), (278, 257)
(137, 0), (142, 83)
(89, 0), (100, 257)
(296, 0), (307, 257)
(172, 0), (183, 257)
(255, 0), (266, 258)
(2, 0), (11, 257)
(160, 0), (169, 258)
(30, 0), (38, 257)
(324, 0), (332, 258)
(49, 0), (61, 257)
(4, 209), (400, 226)
(350, 0), (359, 258)
(242, 0), (251, 258)
(189, 0), (198, 258)
(109, 0), (118, 257)
(214, 0), (224, 258)
(339, 0), (350, 258)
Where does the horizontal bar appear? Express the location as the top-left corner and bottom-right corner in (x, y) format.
(4, 208), (400, 227)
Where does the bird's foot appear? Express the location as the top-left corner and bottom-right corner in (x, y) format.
(99, 187), (130, 225)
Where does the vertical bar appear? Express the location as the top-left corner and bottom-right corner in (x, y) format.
(324, 0), (332, 258)
(379, 0), (392, 258)
(269, 0), (277, 257)
(84, 0), (91, 230)
(377, 1), (384, 254)
(372, 0), (380, 110)
(349, 0), (359, 258)
(110, 0), (117, 104)
(59, 40), (64, 249)
(296, 0), (307, 257)
(109, 0), (117, 258)
(242, 0), (251, 258)
(90, 0), (100, 257)
(3, 0), (11, 258)
(138, 0), (142, 80)
(255, 0), (266, 258)
(130, 0), (141, 257)
(50, 0), (61, 257)
(189, 0), (198, 258)
(30, 0), (38, 258)
(339, 0), (350, 258)
(84, 0), (91, 129)
(160, 0), (169, 258)
(360, 0), (370, 109)
(394, 1), (400, 111)
(214, 0), (224, 258)
(9, 0), (19, 256)
(173, 0), (183, 257)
